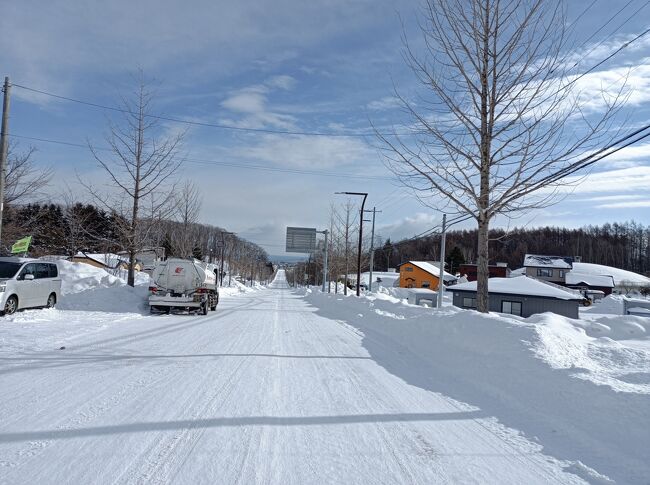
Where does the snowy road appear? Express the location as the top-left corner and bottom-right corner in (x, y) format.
(0, 271), (585, 484)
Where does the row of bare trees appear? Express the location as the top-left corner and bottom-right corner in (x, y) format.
(3, 75), (271, 286)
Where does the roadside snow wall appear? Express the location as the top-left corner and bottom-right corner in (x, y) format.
(303, 290), (650, 484)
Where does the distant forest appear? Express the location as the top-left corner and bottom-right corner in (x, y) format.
(375, 222), (650, 277)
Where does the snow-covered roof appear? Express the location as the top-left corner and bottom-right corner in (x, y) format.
(74, 252), (126, 268)
(523, 254), (573, 269)
(450, 276), (582, 300)
(565, 272), (615, 288)
(572, 262), (650, 286)
(406, 261), (457, 282)
(407, 288), (437, 294)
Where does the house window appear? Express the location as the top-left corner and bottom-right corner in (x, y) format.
(559, 270), (565, 278)
(404, 267), (414, 272)
(462, 297), (477, 308)
(501, 300), (522, 316)
(421, 281), (430, 288)
(537, 268), (553, 277)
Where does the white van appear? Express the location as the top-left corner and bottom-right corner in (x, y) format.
(0, 258), (62, 315)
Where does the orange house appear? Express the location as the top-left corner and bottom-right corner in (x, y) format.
(399, 261), (457, 290)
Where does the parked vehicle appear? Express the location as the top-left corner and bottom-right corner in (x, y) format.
(148, 258), (219, 315)
(0, 257), (61, 316)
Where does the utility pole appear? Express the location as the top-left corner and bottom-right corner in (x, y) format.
(320, 229), (328, 293)
(0, 77), (11, 251)
(363, 207), (381, 292)
(344, 209), (350, 296)
(438, 213), (447, 309)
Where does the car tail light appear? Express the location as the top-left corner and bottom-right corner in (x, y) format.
(149, 286), (158, 294)
(195, 288), (207, 294)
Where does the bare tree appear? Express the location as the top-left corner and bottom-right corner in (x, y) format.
(6, 142), (53, 205)
(379, 0), (626, 311)
(87, 74), (184, 286)
(173, 180), (202, 257)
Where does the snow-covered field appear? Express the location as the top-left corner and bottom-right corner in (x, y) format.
(0, 267), (648, 484)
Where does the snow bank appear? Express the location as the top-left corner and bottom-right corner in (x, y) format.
(302, 291), (650, 484)
(529, 312), (650, 393)
(53, 260), (150, 314)
(220, 278), (265, 296)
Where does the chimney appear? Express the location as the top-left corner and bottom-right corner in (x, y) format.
(574, 256), (582, 263)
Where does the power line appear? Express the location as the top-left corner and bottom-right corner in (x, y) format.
(7, 133), (394, 181)
(570, 0), (650, 71)
(562, 25), (650, 91)
(11, 83), (398, 139)
(12, 18), (648, 142)
(569, 0), (634, 59)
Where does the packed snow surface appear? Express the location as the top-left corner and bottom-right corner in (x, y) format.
(1, 269), (648, 484)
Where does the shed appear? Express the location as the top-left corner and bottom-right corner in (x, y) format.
(623, 298), (650, 317)
(449, 276), (582, 319)
(407, 288), (438, 306)
(398, 261), (457, 290)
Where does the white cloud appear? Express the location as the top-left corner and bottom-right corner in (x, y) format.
(377, 212), (441, 241)
(579, 194), (647, 202)
(595, 200), (650, 209)
(560, 166), (650, 194)
(367, 96), (401, 111)
(219, 75), (299, 130)
(221, 90), (268, 114)
(266, 75), (297, 91)
(237, 134), (375, 170)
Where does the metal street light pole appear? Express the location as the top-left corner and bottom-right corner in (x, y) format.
(335, 191), (367, 297)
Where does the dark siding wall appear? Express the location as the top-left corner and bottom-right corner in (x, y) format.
(452, 291), (579, 318)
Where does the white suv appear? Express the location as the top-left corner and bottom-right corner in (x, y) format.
(0, 258), (62, 315)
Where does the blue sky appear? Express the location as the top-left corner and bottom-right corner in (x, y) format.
(1, 0), (650, 257)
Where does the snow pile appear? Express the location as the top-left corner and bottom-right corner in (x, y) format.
(529, 313), (650, 394)
(54, 260), (150, 314)
(582, 294), (626, 315)
(58, 260), (124, 295)
(302, 291), (650, 483)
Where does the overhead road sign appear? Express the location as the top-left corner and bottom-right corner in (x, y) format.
(286, 227), (317, 253)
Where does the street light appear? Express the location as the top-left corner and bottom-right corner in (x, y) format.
(335, 191), (368, 297)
